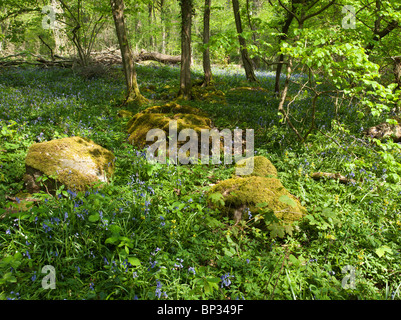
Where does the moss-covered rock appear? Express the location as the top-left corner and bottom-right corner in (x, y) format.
(208, 176), (306, 224)
(234, 156), (278, 178)
(24, 136), (115, 193)
(127, 102), (213, 149)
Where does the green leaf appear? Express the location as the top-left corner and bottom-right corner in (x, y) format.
(207, 277), (221, 283)
(128, 257), (141, 267)
(88, 213), (100, 222)
(256, 202), (269, 208)
(105, 236), (119, 244)
(223, 247), (236, 257)
(375, 245), (392, 257)
(208, 192), (225, 206)
(268, 222), (285, 238)
(278, 195), (297, 208)
(0, 272), (17, 284)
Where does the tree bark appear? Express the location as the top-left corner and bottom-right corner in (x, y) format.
(232, 0), (257, 82)
(274, 13), (294, 95)
(202, 0), (212, 86)
(110, 0), (146, 105)
(160, 0), (166, 54)
(178, 0), (192, 99)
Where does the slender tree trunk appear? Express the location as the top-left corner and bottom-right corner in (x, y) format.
(246, 0), (259, 69)
(148, 3), (154, 50)
(274, 13), (294, 95)
(179, 0), (192, 99)
(232, 0), (257, 82)
(160, 0), (166, 54)
(202, 0), (212, 86)
(110, 0), (146, 105)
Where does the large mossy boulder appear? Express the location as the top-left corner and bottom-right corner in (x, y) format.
(234, 156), (278, 178)
(208, 176), (306, 225)
(127, 102), (213, 149)
(24, 136), (115, 193)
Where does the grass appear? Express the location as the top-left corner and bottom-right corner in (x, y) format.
(0, 64), (401, 300)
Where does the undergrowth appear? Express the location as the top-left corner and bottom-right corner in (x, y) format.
(0, 65), (400, 300)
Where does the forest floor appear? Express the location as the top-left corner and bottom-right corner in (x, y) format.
(0, 64), (400, 300)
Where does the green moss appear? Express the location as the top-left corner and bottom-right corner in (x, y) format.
(234, 156), (278, 178)
(127, 103), (212, 149)
(191, 86), (227, 104)
(117, 109), (134, 118)
(208, 176), (306, 224)
(140, 102), (210, 117)
(25, 136), (115, 192)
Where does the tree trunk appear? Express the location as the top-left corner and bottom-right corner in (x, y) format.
(232, 0), (257, 82)
(393, 56), (401, 89)
(178, 0), (192, 99)
(110, 0), (146, 105)
(160, 0), (166, 54)
(202, 0), (212, 86)
(246, 0), (259, 69)
(274, 14), (294, 95)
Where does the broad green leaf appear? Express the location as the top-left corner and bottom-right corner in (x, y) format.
(278, 195), (297, 208)
(88, 213), (100, 222)
(375, 245), (392, 258)
(105, 236), (119, 244)
(256, 202), (269, 208)
(128, 257), (141, 266)
(207, 277), (221, 283)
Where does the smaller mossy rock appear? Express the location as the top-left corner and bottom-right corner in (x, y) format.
(24, 136), (115, 193)
(208, 176), (306, 225)
(127, 102), (213, 149)
(234, 156), (278, 178)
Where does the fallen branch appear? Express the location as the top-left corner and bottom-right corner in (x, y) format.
(311, 172), (357, 185)
(136, 49), (181, 65)
(229, 86), (269, 92)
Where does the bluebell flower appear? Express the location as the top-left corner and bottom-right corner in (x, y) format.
(220, 273), (234, 288)
(155, 280), (162, 298)
(174, 258), (183, 269)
